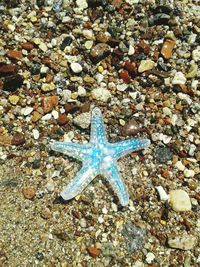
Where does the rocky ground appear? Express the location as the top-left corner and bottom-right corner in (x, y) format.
(0, 0), (199, 266)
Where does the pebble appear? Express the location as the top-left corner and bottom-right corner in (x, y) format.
(32, 111), (42, 122)
(73, 112), (91, 129)
(155, 147), (173, 163)
(138, 59), (155, 73)
(155, 186), (169, 201)
(128, 44), (135, 55)
(172, 72), (187, 85)
(57, 113), (68, 125)
(77, 86), (86, 96)
(11, 133), (26, 145)
(70, 62), (82, 74)
(45, 179), (55, 193)
(21, 42), (34, 51)
(119, 70), (131, 83)
(76, 0), (88, 10)
(22, 188), (35, 200)
(90, 43), (111, 63)
(168, 235), (196, 250)
(169, 189), (191, 212)
(6, 50), (22, 60)
(192, 47), (200, 62)
(184, 169), (195, 178)
(0, 64), (16, 74)
(91, 88), (111, 102)
(39, 42), (48, 52)
(80, 218), (87, 228)
(161, 39), (175, 59)
(122, 119), (140, 136)
(23, 107), (33, 116)
(3, 74), (24, 92)
(32, 129), (40, 140)
(87, 246), (101, 258)
(41, 83), (55, 92)
(146, 252), (155, 264)
(8, 95), (19, 105)
(186, 64), (198, 78)
(175, 161), (185, 171)
(42, 96), (59, 113)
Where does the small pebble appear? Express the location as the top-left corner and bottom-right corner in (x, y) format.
(169, 189), (191, 212)
(74, 112), (91, 129)
(22, 188), (35, 200)
(172, 72), (186, 85)
(91, 88), (111, 102)
(87, 246), (101, 258)
(155, 186), (169, 201)
(70, 62), (82, 74)
(32, 129), (40, 140)
(168, 235), (196, 250)
(138, 59), (155, 73)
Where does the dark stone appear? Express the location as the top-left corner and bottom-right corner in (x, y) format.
(155, 146), (173, 163)
(3, 74), (23, 92)
(151, 14), (170, 25)
(35, 252), (44, 261)
(32, 159), (41, 169)
(30, 63), (41, 75)
(11, 133), (26, 145)
(36, 0), (45, 7)
(87, 0), (108, 8)
(60, 36), (73, 50)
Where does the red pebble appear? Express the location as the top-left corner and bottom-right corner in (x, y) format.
(119, 70), (131, 83)
(124, 61), (137, 76)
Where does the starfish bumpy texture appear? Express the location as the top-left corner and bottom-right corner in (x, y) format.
(51, 107), (150, 206)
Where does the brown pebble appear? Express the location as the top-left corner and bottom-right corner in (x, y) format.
(21, 42), (34, 51)
(137, 39), (150, 54)
(87, 246), (101, 258)
(41, 208), (52, 219)
(32, 111), (42, 122)
(124, 61), (137, 76)
(0, 135), (12, 146)
(80, 103), (90, 113)
(90, 43), (111, 63)
(119, 70), (131, 83)
(122, 119), (140, 136)
(11, 133), (25, 145)
(3, 74), (24, 92)
(57, 113), (68, 125)
(22, 188), (35, 200)
(161, 39), (176, 59)
(42, 96), (59, 113)
(64, 103), (79, 113)
(0, 64), (16, 74)
(6, 50), (23, 60)
(96, 33), (109, 43)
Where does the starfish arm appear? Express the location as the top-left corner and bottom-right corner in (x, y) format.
(51, 141), (91, 161)
(60, 162), (99, 201)
(108, 138), (150, 159)
(103, 162), (129, 206)
(90, 107), (107, 146)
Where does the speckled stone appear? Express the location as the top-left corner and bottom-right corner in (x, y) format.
(169, 189), (191, 212)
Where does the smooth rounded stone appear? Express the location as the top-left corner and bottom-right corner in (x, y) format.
(184, 168), (195, 178)
(186, 64), (198, 78)
(39, 42), (48, 52)
(192, 47), (200, 62)
(91, 88), (111, 102)
(23, 107), (33, 116)
(45, 179), (55, 192)
(0, 64), (16, 74)
(172, 72), (186, 85)
(6, 50), (22, 60)
(73, 112), (91, 129)
(80, 218), (87, 228)
(155, 147), (173, 163)
(8, 95), (19, 105)
(122, 119), (140, 136)
(70, 62), (82, 74)
(138, 59), (155, 73)
(78, 86), (86, 96)
(85, 40), (93, 49)
(87, 246), (101, 258)
(169, 189), (191, 212)
(76, 0), (88, 9)
(168, 235), (196, 250)
(32, 129), (40, 140)
(128, 45), (135, 55)
(90, 43), (111, 63)
(42, 96), (59, 113)
(175, 161), (185, 171)
(3, 74), (24, 92)
(22, 187), (35, 200)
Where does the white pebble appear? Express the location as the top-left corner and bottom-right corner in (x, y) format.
(52, 110), (59, 119)
(45, 179), (55, 192)
(32, 129), (40, 140)
(39, 42), (48, 52)
(78, 86), (86, 96)
(98, 216), (104, 224)
(184, 168), (195, 178)
(117, 84), (129, 91)
(62, 89), (72, 101)
(128, 45), (135, 55)
(70, 62), (82, 74)
(172, 72), (186, 85)
(155, 186), (169, 201)
(91, 88), (111, 102)
(23, 107), (33, 116)
(169, 189), (191, 212)
(175, 161), (185, 171)
(146, 252), (155, 264)
(42, 113), (52, 121)
(102, 207), (108, 214)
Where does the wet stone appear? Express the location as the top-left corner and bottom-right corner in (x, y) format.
(3, 74), (24, 92)
(155, 147), (173, 163)
(6, 50), (22, 60)
(122, 119), (140, 136)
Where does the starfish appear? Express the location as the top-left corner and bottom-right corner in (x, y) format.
(51, 107), (150, 206)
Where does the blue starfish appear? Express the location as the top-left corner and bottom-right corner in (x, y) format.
(51, 107), (150, 206)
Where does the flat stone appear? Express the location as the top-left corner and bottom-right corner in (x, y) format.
(168, 235), (196, 250)
(138, 59), (155, 73)
(23, 107), (33, 116)
(73, 112), (91, 129)
(0, 64), (16, 74)
(39, 42), (48, 52)
(57, 113), (68, 125)
(11, 133), (26, 145)
(91, 88), (111, 102)
(21, 42), (34, 51)
(186, 64), (198, 78)
(32, 111), (42, 122)
(6, 50), (22, 60)
(169, 189), (191, 212)
(0, 135), (12, 146)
